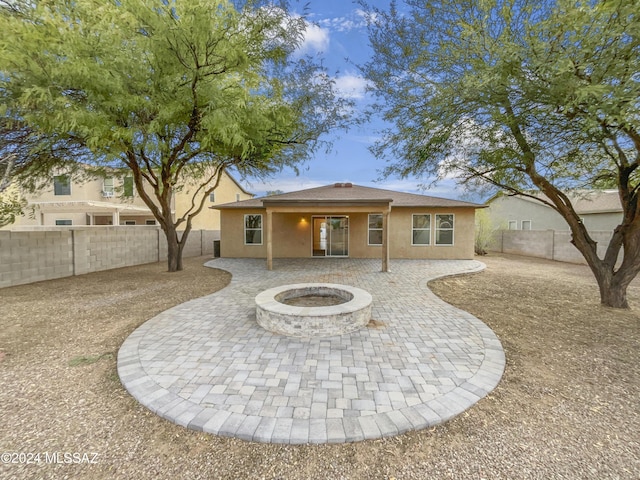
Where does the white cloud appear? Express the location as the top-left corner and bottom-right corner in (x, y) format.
(317, 8), (376, 33)
(333, 73), (371, 100)
(297, 21), (330, 54)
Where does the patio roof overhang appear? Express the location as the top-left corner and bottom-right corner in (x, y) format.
(28, 201), (159, 226)
(263, 200), (393, 273)
(29, 200), (154, 214)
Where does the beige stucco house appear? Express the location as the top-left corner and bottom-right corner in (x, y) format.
(213, 183), (483, 271)
(2, 168), (252, 230)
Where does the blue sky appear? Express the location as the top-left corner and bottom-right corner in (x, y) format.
(243, 0), (470, 200)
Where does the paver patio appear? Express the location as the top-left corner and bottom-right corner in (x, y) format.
(118, 258), (505, 444)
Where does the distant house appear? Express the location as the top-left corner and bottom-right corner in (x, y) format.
(2, 169), (252, 230)
(486, 190), (623, 232)
(213, 183), (484, 270)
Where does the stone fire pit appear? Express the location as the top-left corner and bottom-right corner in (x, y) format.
(255, 283), (372, 337)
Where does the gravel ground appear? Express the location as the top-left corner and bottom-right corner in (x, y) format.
(0, 253), (638, 480)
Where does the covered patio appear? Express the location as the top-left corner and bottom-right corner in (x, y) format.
(29, 200), (156, 226)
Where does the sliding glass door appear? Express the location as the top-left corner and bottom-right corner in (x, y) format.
(312, 216), (349, 257)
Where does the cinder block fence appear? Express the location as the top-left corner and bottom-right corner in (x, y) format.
(0, 227), (219, 288)
(490, 229), (616, 264)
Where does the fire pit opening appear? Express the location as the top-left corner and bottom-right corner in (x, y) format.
(275, 286), (353, 307)
(255, 283), (372, 337)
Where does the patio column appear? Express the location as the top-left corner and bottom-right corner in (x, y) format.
(382, 209), (390, 272)
(112, 209), (120, 226)
(266, 209), (273, 271)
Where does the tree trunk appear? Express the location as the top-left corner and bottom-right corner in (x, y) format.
(591, 265), (630, 309)
(165, 226), (185, 272)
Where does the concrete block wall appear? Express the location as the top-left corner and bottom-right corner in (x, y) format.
(491, 230), (616, 265)
(1, 227), (218, 288)
(0, 230), (74, 288)
(501, 230), (554, 260)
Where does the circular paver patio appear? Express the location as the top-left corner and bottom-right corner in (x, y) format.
(118, 258), (505, 444)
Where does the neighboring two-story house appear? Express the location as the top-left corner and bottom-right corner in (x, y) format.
(2, 169), (252, 230)
(486, 190), (623, 233)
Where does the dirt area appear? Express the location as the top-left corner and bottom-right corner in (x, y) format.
(0, 253), (638, 479)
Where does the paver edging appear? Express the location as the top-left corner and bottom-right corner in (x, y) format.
(117, 258), (505, 445)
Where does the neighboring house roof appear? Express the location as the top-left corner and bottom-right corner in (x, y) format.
(224, 169), (254, 197)
(213, 183), (483, 209)
(488, 190), (622, 215)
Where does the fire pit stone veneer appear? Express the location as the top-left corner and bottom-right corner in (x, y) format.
(255, 283), (373, 337)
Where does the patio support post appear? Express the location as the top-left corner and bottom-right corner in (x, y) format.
(382, 209), (390, 272)
(266, 209), (273, 271)
(112, 209), (120, 226)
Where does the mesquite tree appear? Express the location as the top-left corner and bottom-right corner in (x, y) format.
(0, 0), (351, 271)
(361, 0), (640, 308)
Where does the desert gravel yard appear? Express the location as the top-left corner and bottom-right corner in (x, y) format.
(0, 253), (638, 479)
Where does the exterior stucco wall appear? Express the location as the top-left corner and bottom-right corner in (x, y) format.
(581, 212), (622, 232)
(387, 207), (476, 259)
(487, 195), (622, 232)
(4, 170), (250, 230)
(219, 207), (476, 260)
(176, 171), (252, 231)
(220, 209), (267, 258)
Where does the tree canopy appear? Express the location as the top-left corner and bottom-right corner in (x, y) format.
(0, 0), (351, 269)
(361, 0), (640, 308)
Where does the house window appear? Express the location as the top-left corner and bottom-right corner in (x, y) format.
(145, 219), (157, 225)
(521, 220), (532, 230)
(244, 214), (262, 245)
(124, 220), (136, 225)
(412, 214), (431, 245)
(435, 214), (454, 246)
(103, 177), (114, 197)
(368, 214), (383, 245)
(55, 219), (72, 226)
(209, 192), (216, 202)
(508, 220), (518, 230)
(123, 176), (134, 197)
(54, 175), (71, 196)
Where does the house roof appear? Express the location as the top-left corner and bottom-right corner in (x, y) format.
(489, 190), (622, 214)
(213, 183), (483, 209)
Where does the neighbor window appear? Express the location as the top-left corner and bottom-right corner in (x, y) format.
(209, 192), (216, 202)
(145, 220), (157, 225)
(412, 214), (431, 245)
(508, 220), (517, 230)
(521, 220), (532, 230)
(55, 219), (72, 226)
(102, 177), (114, 196)
(368, 214), (383, 245)
(53, 175), (71, 196)
(123, 176), (134, 197)
(244, 214), (263, 245)
(124, 220), (136, 225)
(435, 214), (454, 245)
